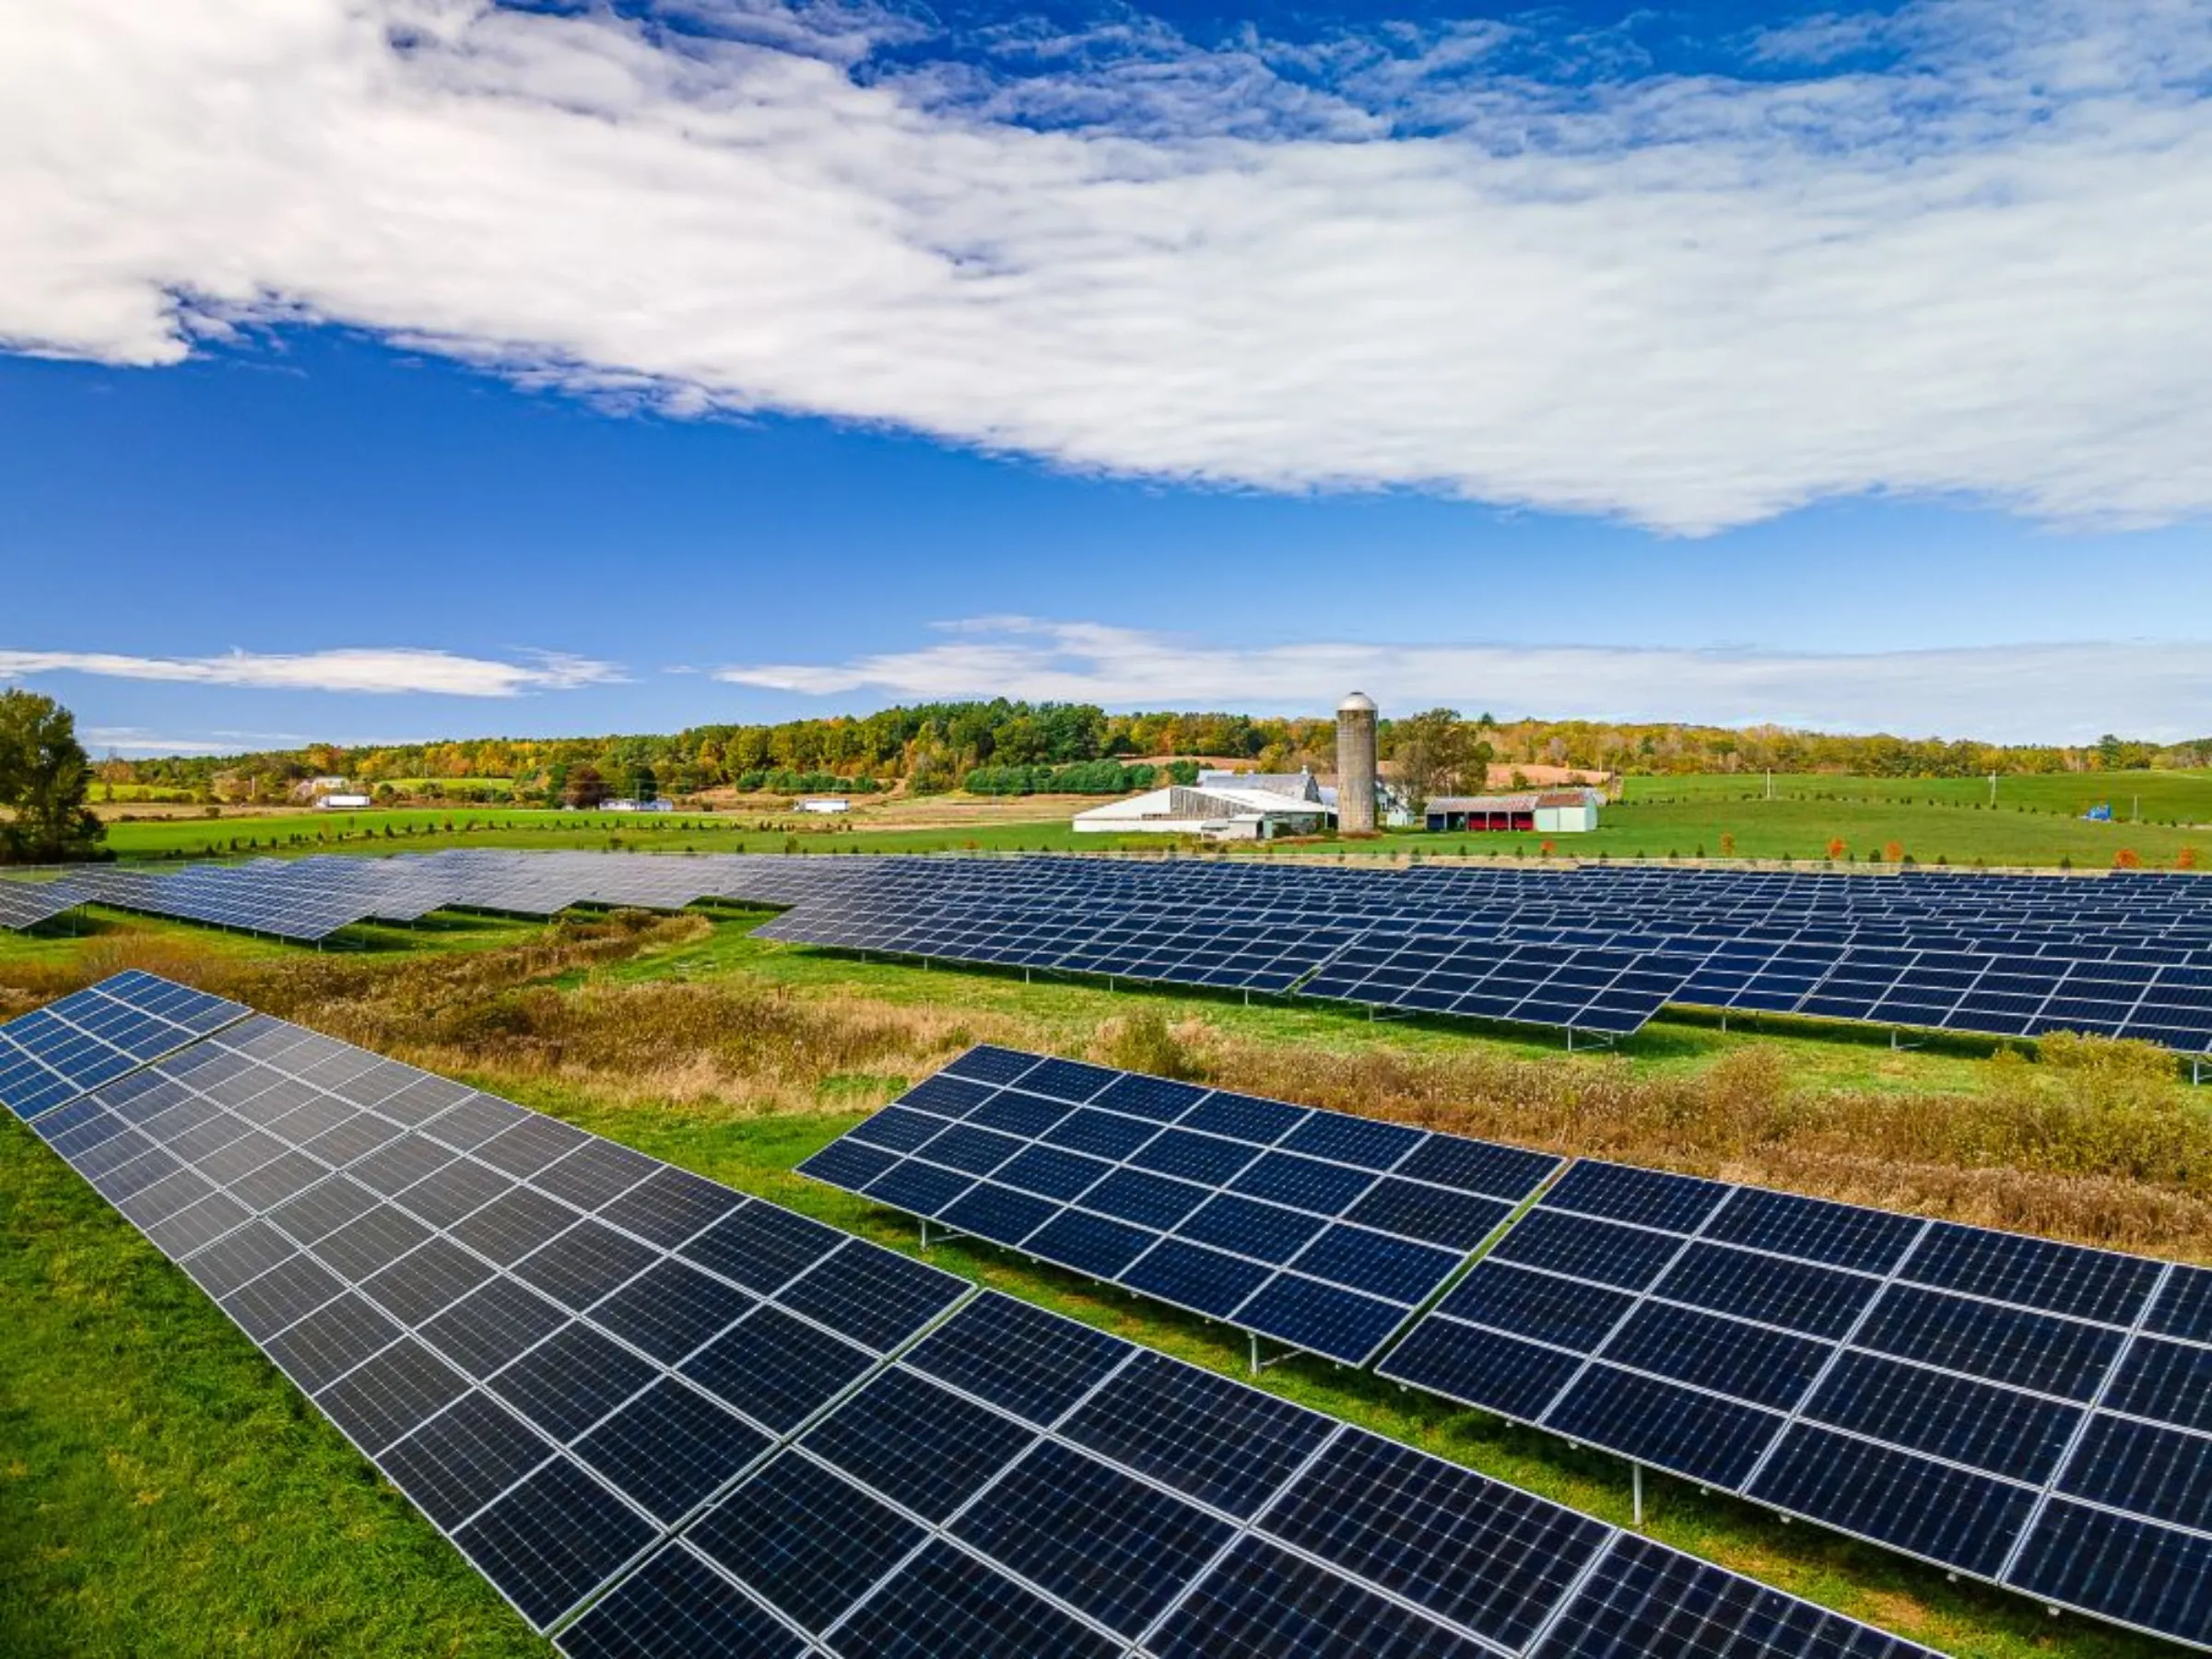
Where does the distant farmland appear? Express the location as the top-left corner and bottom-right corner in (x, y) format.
(78, 768), (2212, 870)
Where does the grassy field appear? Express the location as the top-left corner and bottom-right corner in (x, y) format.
(1623, 769), (2212, 822)
(73, 771), (2212, 870)
(5, 909), (2210, 1656)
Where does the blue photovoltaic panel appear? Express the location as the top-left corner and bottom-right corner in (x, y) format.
(2, 971), (2178, 1653)
(798, 1045), (1559, 1362)
(1379, 1150), (2212, 1650)
(0, 971), (252, 1120)
(8, 976), (973, 1637)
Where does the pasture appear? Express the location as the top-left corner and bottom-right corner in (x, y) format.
(76, 767), (2212, 869)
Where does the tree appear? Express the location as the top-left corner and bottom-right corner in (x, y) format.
(0, 690), (106, 863)
(565, 764), (609, 809)
(1387, 710), (1488, 816)
(629, 765), (659, 804)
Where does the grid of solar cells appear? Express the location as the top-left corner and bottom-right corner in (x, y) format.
(36, 851), (2212, 1047)
(17, 978), (972, 1634)
(0, 970), (251, 1121)
(1378, 1158), (2212, 1650)
(559, 1288), (1936, 1659)
(6, 975), (1947, 1657)
(1301, 933), (1697, 1035)
(0, 876), (89, 932)
(796, 1045), (1561, 1365)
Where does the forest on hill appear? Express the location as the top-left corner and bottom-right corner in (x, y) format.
(104, 700), (2212, 806)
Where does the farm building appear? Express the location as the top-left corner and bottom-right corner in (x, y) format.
(1074, 781), (1333, 841)
(1194, 768), (1324, 802)
(1424, 788), (1603, 833)
(316, 793), (372, 811)
(797, 797), (851, 815)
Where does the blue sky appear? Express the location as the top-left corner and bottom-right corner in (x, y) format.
(5, 0), (2209, 750)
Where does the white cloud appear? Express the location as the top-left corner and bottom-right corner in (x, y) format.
(0, 647), (621, 697)
(716, 618), (2212, 743)
(5, 1), (2212, 531)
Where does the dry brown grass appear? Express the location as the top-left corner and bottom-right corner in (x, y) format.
(10, 921), (2211, 1259)
(1189, 1028), (2212, 1258)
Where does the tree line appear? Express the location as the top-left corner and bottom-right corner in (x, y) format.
(99, 697), (2211, 807)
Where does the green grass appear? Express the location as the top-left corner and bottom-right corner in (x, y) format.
(93, 808), (1159, 862)
(1622, 769), (2212, 822)
(1, 1075), (2165, 1659)
(0, 1113), (549, 1658)
(641, 905), (2021, 1093)
(81, 771), (2212, 869)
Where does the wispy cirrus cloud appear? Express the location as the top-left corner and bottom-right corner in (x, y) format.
(0, 648), (621, 697)
(4, 1), (2212, 533)
(716, 618), (2212, 743)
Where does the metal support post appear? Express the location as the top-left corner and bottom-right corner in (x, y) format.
(1632, 1462), (1643, 1527)
(919, 1218), (929, 1251)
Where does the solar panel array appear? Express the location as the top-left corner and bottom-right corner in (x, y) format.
(0, 876), (88, 931)
(13, 850), (2212, 1047)
(4, 974), (1936, 1659)
(0, 970), (252, 1120)
(1379, 1160), (2212, 1650)
(799, 1047), (1559, 1364)
(809, 1047), (2212, 1650)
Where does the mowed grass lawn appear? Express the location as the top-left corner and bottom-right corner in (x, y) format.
(1, 912), (2199, 1657)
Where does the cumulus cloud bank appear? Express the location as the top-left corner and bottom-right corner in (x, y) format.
(717, 618), (2212, 743)
(5, 0), (2212, 532)
(0, 648), (621, 697)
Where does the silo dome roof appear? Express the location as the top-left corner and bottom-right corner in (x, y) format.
(1337, 691), (1377, 713)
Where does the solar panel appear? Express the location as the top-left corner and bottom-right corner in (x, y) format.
(798, 1044), (1559, 1363)
(0, 976), (2143, 1652)
(41, 850), (2212, 1049)
(0, 876), (88, 932)
(560, 1289), (1932, 1659)
(0, 971), (252, 1120)
(1379, 1154), (2212, 1650)
(11, 975), (972, 1635)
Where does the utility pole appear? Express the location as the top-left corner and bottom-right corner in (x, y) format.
(1988, 771), (1997, 807)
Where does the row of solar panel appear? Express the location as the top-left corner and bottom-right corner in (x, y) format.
(805, 1045), (2212, 1650)
(13, 853), (2212, 1048)
(14, 847), (2212, 947)
(0, 974), (1935, 1659)
(1376, 1160), (2212, 1650)
(800, 1045), (1559, 1364)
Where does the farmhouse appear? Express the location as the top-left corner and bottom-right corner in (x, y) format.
(1074, 780), (1333, 840)
(1424, 788), (1603, 833)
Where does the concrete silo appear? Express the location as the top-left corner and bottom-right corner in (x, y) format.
(1335, 691), (1379, 833)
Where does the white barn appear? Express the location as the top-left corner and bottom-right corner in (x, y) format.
(1073, 782), (1333, 841)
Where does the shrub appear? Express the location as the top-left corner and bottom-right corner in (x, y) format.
(1099, 1009), (1206, 1081)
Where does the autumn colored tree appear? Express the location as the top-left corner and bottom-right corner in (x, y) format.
(1883, 841), (1904, 863)
(2114, 848), (2142, 869)
(564, 764), (609, 809)
(1718, 832), (1735, 857)
(2180, 847), (2200, 871)
(1826, 837), (1847, 861)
